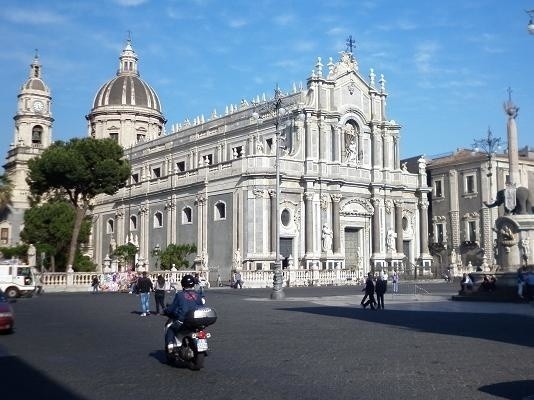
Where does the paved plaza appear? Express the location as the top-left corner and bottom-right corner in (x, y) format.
(1, 283), (533, 400)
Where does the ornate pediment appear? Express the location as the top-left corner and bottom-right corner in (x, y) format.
(340, 198), (374, 216)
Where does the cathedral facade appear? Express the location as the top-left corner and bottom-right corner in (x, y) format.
(87, 41), (432, 281)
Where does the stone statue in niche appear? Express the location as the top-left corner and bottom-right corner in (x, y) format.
(322, 223), (333, 252)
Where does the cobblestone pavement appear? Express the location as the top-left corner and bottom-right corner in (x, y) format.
(1, 284), (533, 400)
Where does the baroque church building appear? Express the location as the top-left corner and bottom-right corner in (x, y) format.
(1, 54), (53, 246)
(1, 40), (432, 281)
(87, 40), (432, 281)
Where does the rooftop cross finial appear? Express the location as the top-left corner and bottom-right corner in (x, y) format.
(127, 30), (132, 42)
(507, 86), (513, 102)
(34, 48), (39, 59)
(346, 35), (355, 53)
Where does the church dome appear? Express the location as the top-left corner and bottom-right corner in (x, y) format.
(91, 39), (162, 114)
(92, 75), (161, 111)
(23, 78), (48, 92)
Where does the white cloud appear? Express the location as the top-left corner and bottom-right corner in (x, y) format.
(326, 27), (346, 37)
(1, 8), (66, 24)
(229, 18), (248, 28)
(294, 40), (316, 53)
(274, 14), (295, 26)
(414, 41), (439, 74)
(113, 0), (149, 6)
(376, 19), (418, 32)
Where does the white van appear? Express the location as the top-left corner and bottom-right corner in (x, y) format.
(0, 262), (37, 298)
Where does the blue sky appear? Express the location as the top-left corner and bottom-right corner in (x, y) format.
(0, 0), (533, 167)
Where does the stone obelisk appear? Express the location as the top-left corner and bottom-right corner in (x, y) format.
(503, 88), (520, 186)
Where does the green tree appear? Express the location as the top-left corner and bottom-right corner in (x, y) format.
(113, 243), (138, 270)
(159, 243), (197, 270)
(27, 138), (130, 271)
(0, 244), (28, 262)
(0, 174), (13, 212)
(20, 199), (91, 271)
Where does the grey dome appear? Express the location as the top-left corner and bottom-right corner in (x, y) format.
(23, 78), (47, 92)
(92, 75), (162, 112)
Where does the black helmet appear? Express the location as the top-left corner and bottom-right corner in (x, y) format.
(181, 274), (195, 289)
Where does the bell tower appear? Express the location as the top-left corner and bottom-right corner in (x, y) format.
(1, 52), (54, 245)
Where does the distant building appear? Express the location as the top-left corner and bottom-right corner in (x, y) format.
(0, 54), (53, 246)
(422, 147), (534, 273)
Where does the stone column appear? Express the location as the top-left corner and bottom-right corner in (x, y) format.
(419, 197), (429, 256)
(319, 119), (326, 162)
(333, 125), (341, 163)
(269, 189), (277, 254)
(196, 192), (206, 258)
(305, 192), (314, 254)
(331, 194), (342, 254)
(394, 200), (403, 253)
(371, 197), (381, 254)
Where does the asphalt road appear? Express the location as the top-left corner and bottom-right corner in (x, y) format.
(1, 282), (534, 400)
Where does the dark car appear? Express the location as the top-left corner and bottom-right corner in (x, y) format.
(0, 289), (14, 333)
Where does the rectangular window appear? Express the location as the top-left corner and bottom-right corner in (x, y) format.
(436, 223), (444, 243)
(176, 161), (185, 172)
(434, 179), (443, 198)
(152, 167), (161, 178)
(109, 132), (118, 142)
(136, 134), (145, 143)
(131, 173), (139, 184)
(266, 138), (273, 154)
(0, 228), (8, 245)
(464, 174), (476, 194)
(468, 221), (477, 242)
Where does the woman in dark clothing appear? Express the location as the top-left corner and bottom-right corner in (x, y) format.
(361, 273), (377, 310)
(154, 275), (166, 314)
(375, 275), (386, 309)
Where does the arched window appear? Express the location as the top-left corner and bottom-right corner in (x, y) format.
(182, 207), (192, 224)
(106, 219), (114, 234)
(214, 201), (226, 221)
(32, 125), (43, 145)
(130, 215), (137, 231)
(153, 211), (163, 228)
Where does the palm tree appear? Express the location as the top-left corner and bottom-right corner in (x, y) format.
(0, 174), (13, 212)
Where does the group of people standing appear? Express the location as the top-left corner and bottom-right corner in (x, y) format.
(361, 270), (399, 310)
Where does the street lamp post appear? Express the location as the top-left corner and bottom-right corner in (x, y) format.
(526, 10), (534, 34)
(252, 86), (304, 300)
(153, 244), (161, 270)
(472, 127), (503, 202)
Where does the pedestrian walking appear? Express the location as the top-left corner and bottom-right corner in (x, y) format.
(136, 271), (153, 316)
(154, 275), (166, 314)
(375, 274), (386, 309)
(233, 271), (243, 289)
(91, 275), (100, 294)
(361, 272), (376, 310)
(392, 270), (399, 293)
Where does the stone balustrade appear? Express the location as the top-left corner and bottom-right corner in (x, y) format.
(36, 268), (366, 293)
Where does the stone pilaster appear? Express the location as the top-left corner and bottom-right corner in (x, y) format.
(304, 191), (314, 254)
(268, 189), (277, 255)
(394, 200), (403, 253)
(371, 197), (382, 255)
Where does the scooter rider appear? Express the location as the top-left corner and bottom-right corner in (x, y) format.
(165, 274), (205, 353)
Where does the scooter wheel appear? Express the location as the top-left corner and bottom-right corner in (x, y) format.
(188, 352), (205, 370)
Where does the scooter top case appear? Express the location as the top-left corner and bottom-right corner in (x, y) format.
(184, 307), (217, 329)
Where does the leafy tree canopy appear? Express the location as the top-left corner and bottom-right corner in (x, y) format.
(113, 243), (138, 269)
(27, 138), (131, 270)
(159, 243), (197, 270)
(20, 199), (91, 271)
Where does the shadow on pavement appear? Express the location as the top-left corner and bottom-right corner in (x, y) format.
(277, 306), (534, 348)
(0, 355), (88, 399)
(479, 380), (534, 399)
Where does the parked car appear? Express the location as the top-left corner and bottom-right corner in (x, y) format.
(0, 289), (14, 333)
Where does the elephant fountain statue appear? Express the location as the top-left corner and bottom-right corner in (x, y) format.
(484, 186), (533, 215)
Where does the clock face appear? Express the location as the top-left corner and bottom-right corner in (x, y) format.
(33, 100), (44, 113)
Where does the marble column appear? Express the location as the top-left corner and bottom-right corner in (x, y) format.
(394, 200), (403, 253)
(305, 192), (314, 254)
(504, 95), (520, 185)
(371, 197), (381, 254)
(419, 198), (429, 256)
(331, 194), (342, 254)
(269, 189), (277, 254)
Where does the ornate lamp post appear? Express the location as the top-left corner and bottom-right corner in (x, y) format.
(526, 10), (534, 34)
(472, 127), (503, 201)
(252, 86), (304, 299)
(153, 243), (161, 270)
